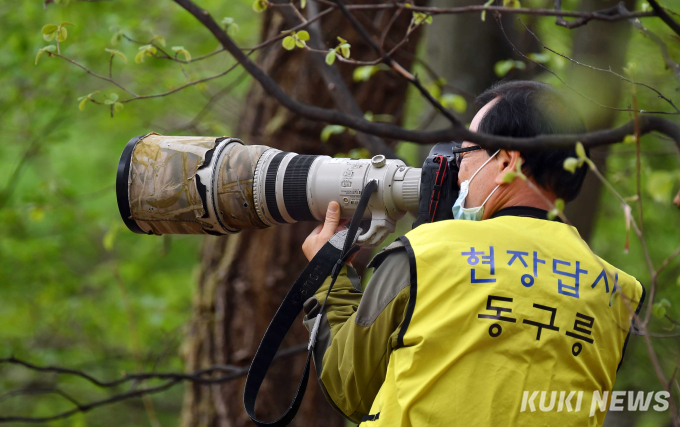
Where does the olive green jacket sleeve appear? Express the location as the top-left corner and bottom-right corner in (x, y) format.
(302, 240), (411, 424)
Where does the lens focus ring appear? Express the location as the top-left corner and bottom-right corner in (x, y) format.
(283, 155), (318, 222)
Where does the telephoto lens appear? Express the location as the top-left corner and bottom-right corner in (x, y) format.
(117, 133), (421, 246)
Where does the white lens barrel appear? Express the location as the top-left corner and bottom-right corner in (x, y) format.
(252, 152), (421, 230)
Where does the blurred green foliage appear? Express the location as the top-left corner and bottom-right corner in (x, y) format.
(0, 0), (259, 424)
(0, 0), (679, 425)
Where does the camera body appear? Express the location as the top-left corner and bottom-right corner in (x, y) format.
(412, 142), (461, 228)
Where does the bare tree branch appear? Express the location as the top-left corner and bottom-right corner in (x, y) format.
(301, 0), (399, 158)
(554, 0), (623, 29)
(496, 13), (678, 116)
(647, 0), (680, 37)
(0, 345), (308, 423)
(619, 3), (680, 87)
(314, 1), (654, 22)
(330, 0), (461, 127)
(517, 18), (680, 114)
(172, 0), (680, 151)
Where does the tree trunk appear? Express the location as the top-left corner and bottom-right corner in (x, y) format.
(424, 0), (541, 126)
(564, 0), (637, 242)
(179, 4), (424, 426)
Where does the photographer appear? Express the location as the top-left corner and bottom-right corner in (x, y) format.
(301, 81), (645, 426)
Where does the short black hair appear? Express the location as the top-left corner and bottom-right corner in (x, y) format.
(476, 80), (588, 202)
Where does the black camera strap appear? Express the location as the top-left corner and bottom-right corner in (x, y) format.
(244, 180), (378, 427)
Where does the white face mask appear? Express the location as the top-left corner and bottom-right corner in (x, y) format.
(451, 149), (501, 221)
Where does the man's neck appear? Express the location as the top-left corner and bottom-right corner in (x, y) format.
(483, 180), (557, 220)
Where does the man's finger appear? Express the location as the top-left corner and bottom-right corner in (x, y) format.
(320, 201), (341, 238)
(310, 223), (323, 236)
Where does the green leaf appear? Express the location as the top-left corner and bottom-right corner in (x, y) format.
(105, 48), (128, 64)
(353, 65), (377, 82)
(227, 22), (239, 37)
(35, 46), (56, 65)
(29, 207), (45, 222)
(42, 24), (59, 35)
(547, 209), (558, 220)
(60, 21), (76, 27)
(56, 26), (68, 42)
(340, 43), (350, 59)
(623, 62), (637, 77)
(563, 157), (579, 174)
(348, 148), (371, 159)
(514, 60), (526, 70)
(172, 46), (191, 61)
(502, 171), (517, 184)
(104, 94), (119, 105)
(528, 52), (550, 63)
(114, 102), (124, 112)
(412, 12), (433, 26)
(554, 198), (565, 213)
(297, 31), (310, 41)
(78, 98), (87, 111)
(111, 30), (124, 46)
(352, 64), (389, 82)
(325, 50), (336, 65)
(440, 93), (467, 113)
(653, 303), (667, 319)
(301, 0), (306, 8)
(295, 39), (305, 48)
(623, 134), (636, 144)
(222, 17), (234, 26)
(282, 36), (295, 51)
(425, 82), (441, 99)
(503, 0), (521, 7)
(337, 36), (347, 44)
(494, 59), (515, 77)
(320, 125), (346, 142)
(575, 142), (586, 160)
(660, 298), (671, 308)
(152, 35), (166, 47)
(43, 32), (56, 42)
(253, 0), (268, 12)
(103, 227), (117, 251)
(480, 0), (494, 21)
(137, 44), (157, 61)
(646, 170), (676, 205)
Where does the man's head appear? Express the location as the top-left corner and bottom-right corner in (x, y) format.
(456, 80), (588, 218)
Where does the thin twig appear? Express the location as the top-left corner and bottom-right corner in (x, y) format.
(518, 18), (680, 114)
(330, 0), (461, 127)
(619, 3), (680, 87)
(53, 54), (138, 96)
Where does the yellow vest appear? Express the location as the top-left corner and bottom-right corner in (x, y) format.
(363, 216), (644, 427)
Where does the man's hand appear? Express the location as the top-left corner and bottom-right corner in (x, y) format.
(302, 201), (357, 265)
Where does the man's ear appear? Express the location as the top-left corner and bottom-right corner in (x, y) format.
(494, 150), (522, 185)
